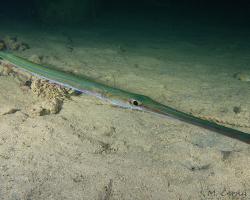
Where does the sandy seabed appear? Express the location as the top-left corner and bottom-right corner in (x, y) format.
(0, 19), (250, 200)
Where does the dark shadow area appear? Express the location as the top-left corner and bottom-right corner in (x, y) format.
(0, 0), (249, 27)
(0, 0), (35, 19)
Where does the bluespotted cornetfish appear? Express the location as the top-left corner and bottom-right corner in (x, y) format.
(0, 51), (249, 144)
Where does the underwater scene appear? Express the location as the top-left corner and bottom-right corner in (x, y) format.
(0, 0), (249, 199)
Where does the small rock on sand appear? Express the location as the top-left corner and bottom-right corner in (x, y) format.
(233, 72), (250, 82)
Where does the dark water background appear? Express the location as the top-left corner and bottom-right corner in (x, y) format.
(1, 0), (250, 25)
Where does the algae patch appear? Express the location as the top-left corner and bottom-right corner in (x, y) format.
(0, 36), (29, 51)
(0, 57), (75, 116)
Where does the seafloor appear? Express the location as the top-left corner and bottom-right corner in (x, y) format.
(0, 16), (249, 200)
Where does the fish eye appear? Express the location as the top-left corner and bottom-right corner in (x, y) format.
(129, 99), (142, 106)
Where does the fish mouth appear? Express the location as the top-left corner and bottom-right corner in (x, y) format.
(141, 101), (250, 144)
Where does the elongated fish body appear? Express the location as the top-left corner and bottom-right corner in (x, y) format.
(0, 51), (249, 144)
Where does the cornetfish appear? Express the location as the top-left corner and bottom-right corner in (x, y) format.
(0, 51), (249, 144)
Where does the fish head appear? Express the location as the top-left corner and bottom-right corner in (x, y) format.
(108, 91), (164, 113)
